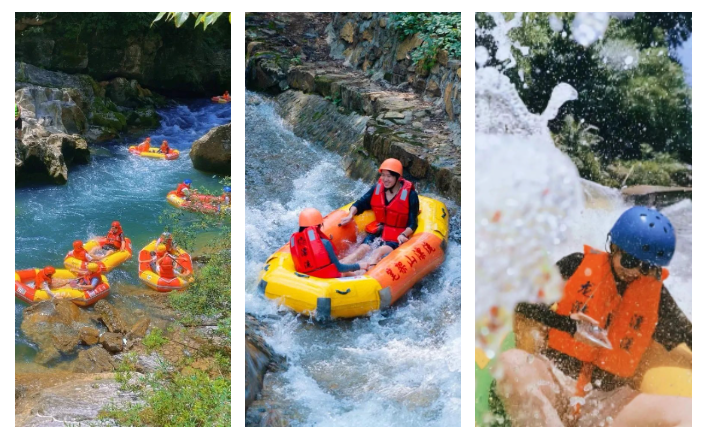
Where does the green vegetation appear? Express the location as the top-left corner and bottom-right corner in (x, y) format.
(476, 13), (692, 186)
(153, 12), (231, 30)
(142, 328), (168, 352)
(390, 13), (461, 71)
(103, 366), (230, 427)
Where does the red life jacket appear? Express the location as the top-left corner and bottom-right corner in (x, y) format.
(106, 230), (123, 249)
(290, 227), (341, 278)
(160, 144), (170, 154)
(370, 178), (414, 242)
(159, 258), (176, 279)
(176, 183), (190, 197)
(547, 245), (666, 378)
(34, 270), (52, 288)
(71, 247), (89, 261)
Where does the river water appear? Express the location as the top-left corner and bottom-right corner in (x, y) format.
(245, 91), (462, 427)
(15, 100), (231, 363)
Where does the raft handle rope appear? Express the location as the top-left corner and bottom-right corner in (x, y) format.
(335, 288), (351, 295)
(294, 272), (310, 278)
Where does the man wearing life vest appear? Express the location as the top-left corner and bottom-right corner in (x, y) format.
(290, 208), (368, 278)
(34, 266), (57, 298)
(339, 158), (420, 266)
(175, 179), (193, 199)
(137, 137), (151, 152)
(160, 140), (171, 154)
(69, 240), (95, 262)
(101, 221), (126, 257)
(496, 207), (692, 427)
(154, 232), (176, 253)
(223, 90), (230, 101)
(74, 262), (102, 290)
(219, 186), (231, 205)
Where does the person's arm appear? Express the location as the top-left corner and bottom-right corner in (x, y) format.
(351, 186), (376, 214)
(42, 281), (56, 298)
(515, 302), (578, 334)
(323, 240), (360, 273)
(120, 234), (126, 250)
(653, 286), (692, 350)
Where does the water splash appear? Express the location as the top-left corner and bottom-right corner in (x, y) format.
(475, 37), (584, 356)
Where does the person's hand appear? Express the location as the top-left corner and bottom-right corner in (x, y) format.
(340, 212), (354, 226)
(397, 233), (409, 244)
(571, 313), (612, 349)
(358, 261), (369, 271)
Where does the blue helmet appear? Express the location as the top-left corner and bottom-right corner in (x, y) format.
(184, 179), (192, 185)
(609, 206), (676, 267)
(223, 186), (231, 193)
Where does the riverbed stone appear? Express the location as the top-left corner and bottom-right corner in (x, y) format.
(189, 123), (231, 175)
(72, 346), (116, 373)
(94, 300), (128, 334)
(100, 332), (124, 353)
(340, 22), (355, 43)
(79, 327), (101, 346)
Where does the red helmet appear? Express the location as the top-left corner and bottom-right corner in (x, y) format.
(43, 266), (56, 275)
(73, 240), (83, 249)
(111, 221), (121, 228)
(162, 140), (168, 145)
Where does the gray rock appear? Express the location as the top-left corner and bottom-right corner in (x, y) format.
(189, 123), (231, 175)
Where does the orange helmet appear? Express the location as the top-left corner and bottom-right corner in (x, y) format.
(378, 158), (403, 176)
(87, 263), (99, 272)
(43, 266), (56, 275)
(299, 208), (323, 228)
(162, 140), (168, 145)
(111, 221), (121, 228)
(73, 240), (83, 249)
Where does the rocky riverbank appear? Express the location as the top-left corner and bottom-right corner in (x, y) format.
(245, 12), (461, 203)
(15, 62), (164, 184)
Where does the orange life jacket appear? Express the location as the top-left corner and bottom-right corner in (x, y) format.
(138, 141), (150, 152)
(547, 245), (666, 378)
(370, 178), (414, 242)
(71, 247), (89, 261)
(290, 227), (341, 278)
(106, 230), (123, 249)
(159, 258), (176, 279)
(34, 270), (52, 288)
(176, 183), (190, 197)
(160, 143), (170, 154)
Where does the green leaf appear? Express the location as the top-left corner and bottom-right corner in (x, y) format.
(174, 12), (190, 28)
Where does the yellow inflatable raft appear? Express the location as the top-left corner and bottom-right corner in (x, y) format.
(258, 196), (448, 320)
(166, 191), (230, 214)
(475, 313), (692, 426)
(129, 146), (180, 160)
(64, 237), (133, 273)
(15, 268), (110, 307)
(137, 240), (195, 292)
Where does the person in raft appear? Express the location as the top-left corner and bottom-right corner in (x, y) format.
(15, 103), (22, 139)
(175, 179), (194, 200)
(137, 137), (151, 152)
(73, 262), (102, 291)
(290, 208), (368, 278)
(155, 247), (189, 279)
(69, 240), (96, 262)
(159, 140), (171, 154)
(34, 266), (57, 298)
(92, 221), (126, 258)
(222, 90), (230, 101)
(154, 231), (177, 253)
(495, 206), (692, 427)
(339, 158), (420, 266)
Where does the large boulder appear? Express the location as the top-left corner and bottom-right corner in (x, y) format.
(20, 300), (96, 365)
(15, 132), (90, 185)
(189, 123), (231, 175)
